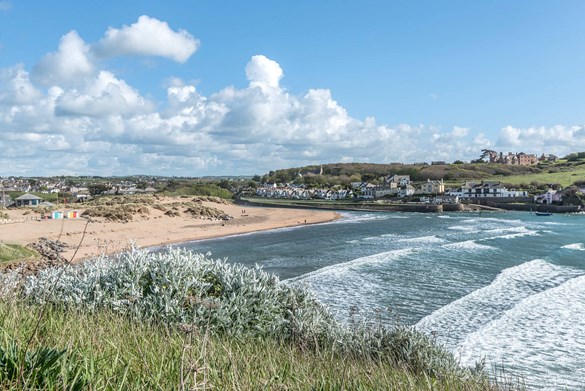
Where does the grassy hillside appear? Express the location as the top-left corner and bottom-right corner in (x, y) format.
(261, 159), (585, 189)
(493, 163), (585, 188)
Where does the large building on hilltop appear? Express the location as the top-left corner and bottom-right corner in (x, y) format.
(489, 151), (538, 166)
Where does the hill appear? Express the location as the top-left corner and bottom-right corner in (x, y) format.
(260, 158), (585, 189)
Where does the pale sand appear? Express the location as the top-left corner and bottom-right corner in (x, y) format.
(0, 198), (340, 261)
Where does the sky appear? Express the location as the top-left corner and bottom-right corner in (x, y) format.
(1, 0), (585, 176)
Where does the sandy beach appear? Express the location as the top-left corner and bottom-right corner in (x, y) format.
(0, 197), (341, 262)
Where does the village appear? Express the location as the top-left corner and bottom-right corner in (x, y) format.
(0, 150), (580, 215)
(254, 175), (565, 205)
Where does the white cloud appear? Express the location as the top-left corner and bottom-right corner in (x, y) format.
(94, 15), (199, 63)
(0, 65), (43, 105)
(496, 125), (585, 157)
(0, 1), (11, 11)
(32, 31), (94, 87)
(246, 55), (283, 89)
(55, 71), (152, 117)
(0, 18), (582, 176)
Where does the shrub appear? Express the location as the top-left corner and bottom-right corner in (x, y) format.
(5, 248), (474, 380)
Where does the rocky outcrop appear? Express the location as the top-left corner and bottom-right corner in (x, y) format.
(27, 237), (69, 262)
(0, 238), (70, 275)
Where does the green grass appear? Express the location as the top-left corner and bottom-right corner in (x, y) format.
(489, 164), (585, 188)
(0, 243), (38, 263)
(0, 301), (502, 390)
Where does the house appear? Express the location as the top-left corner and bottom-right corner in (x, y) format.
(360, 183), (377, 199)
(488, 151), (538, 166)
(539, 153), (558, 163)
(398, 185), (416, 198)
(14, 193), (43, 207)
(386, 175), (411, 187)
(420, 179), (445, 195)
(534, 189), (563, 204)
(448, 181), (527, 198)
(373, 186), (397, 198)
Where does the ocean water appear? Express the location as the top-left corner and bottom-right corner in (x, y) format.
(167, 210), (585, 389)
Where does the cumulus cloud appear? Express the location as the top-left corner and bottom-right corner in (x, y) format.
(55, 71), (152, 117)
(246, 55), (283, 89)
(0, 65), (43, 105)
(0, 18), (582, 176)
(94, 15), (199, 63)
(496, 125), (585, 157)
(32, 31), (94, 87)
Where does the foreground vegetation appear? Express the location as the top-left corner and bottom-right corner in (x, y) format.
(0, 248), (510, 390)
(0, 302), (504, 390)
(0, 244), (38, 263)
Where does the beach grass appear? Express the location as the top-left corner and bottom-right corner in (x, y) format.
(0, 300), (501, 390)
(0, 243), (38, 263)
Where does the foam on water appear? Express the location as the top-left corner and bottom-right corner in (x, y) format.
(416, 260), (583, 350)
(561, 243), (585, 251)
(447, 225), (476, 231)
(336, 212), (393, 224)
(363, 233), (401, 242)
(495, 230), (540, 240)
(457, 274), (585, 389)
(290, 248), (413, 282)
(441, 240), (495, 251)
(398, 235), (446, 244)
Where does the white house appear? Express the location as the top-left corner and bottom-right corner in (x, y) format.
(398, 185), (416, 198)
(534, 189), (562, 204)
(360, 183), (376, 199)
(448, 181), (527, 198)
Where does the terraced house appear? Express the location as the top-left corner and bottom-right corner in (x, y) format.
(448, 181), (527, 198)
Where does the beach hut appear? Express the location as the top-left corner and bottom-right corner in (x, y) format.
(52, 211), (64, 219)
(66, 210), (79, 219)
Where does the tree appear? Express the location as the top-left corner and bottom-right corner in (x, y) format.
(88, 183), (110, 196)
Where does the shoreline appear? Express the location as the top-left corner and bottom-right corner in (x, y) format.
(0, 198), (342, 262)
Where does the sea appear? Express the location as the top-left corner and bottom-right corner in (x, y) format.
(165, 210), (585, 390)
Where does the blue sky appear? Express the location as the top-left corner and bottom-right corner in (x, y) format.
(1, 1), (584, 176)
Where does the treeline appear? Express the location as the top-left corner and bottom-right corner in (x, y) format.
(159, 180), (233, 199)
(565, 151), (585, 161)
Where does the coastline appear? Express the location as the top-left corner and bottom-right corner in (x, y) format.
(0, 198), (342, 262)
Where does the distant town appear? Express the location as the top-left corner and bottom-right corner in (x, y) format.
(1, 150), (584, 211)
